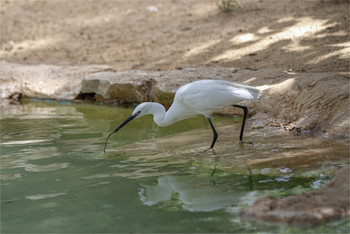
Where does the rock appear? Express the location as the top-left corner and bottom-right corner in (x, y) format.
(146, 6), (158, 13)
(239, 166), (350, 227)
(249, 70), (350, 139)
(0, 61), (113, 101)
(81, 70), (153, 104)
(4, 41), (14, 51)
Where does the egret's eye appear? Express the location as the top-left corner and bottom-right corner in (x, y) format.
(137, 111), (141, 114)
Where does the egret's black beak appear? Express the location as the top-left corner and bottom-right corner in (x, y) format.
(104, 113), (138, 153)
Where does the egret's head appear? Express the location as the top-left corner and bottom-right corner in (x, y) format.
(132, 102), (161, 119)
(131, 103), (147, 119)
(104, 102), (157, 153)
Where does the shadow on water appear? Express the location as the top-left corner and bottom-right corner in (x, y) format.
(1, 100), (349, 233)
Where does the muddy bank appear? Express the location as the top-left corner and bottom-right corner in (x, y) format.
(1, 61), (349, 141)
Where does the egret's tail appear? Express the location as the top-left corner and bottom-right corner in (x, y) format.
(239, 83), (266, 100)
(229, 81), (264, 100)
(255, 85), (268, 99)
(246, 86), (263, 100)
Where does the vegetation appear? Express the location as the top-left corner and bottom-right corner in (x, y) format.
(217, 0), (240, 13)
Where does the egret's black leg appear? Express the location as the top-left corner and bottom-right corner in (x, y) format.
(233, 105), (248, 142)
(207, 117), (218, 149)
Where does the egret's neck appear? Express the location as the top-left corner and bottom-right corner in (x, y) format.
(147, 103), (167, 127)
(146, 102), (197, 127)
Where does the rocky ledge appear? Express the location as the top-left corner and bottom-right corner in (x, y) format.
(239, 166), (350, 228)
(1, 61), (348, 140)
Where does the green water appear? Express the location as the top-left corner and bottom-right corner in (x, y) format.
(1, 100), (349, 233)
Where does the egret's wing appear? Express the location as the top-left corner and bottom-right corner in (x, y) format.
(212, 80), (262, 99)
(178, 80), (261, 116)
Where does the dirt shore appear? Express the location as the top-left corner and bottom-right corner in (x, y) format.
(1, 0), (349, 72)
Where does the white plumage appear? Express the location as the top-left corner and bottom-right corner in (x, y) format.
(104, 79), (262, 152)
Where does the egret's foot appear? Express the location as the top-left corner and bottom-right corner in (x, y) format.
(238, 140), (254, 149)
(238, 141), (244, 150)
(204, 147), (217, 154)
(247, 141), (254, 145)
(242, 141), (254, 145)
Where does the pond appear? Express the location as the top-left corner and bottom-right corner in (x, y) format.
(1, 99), (349, 233)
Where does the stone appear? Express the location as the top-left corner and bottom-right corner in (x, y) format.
(4, 41), (14, 51)
(0, 61), (113, 101)
(239, 166), (350, 227)
(82, 70), (153, 103)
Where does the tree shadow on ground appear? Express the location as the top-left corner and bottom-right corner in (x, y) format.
(0, 0), (348, 72)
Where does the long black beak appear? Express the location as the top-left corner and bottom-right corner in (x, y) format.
(104, 113), (138, 153)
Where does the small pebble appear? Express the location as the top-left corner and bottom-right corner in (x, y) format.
(146, 6), (158, 13)
(4, 41), (14, 51)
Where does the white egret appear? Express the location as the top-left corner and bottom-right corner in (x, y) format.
(104, 79), (262, 152)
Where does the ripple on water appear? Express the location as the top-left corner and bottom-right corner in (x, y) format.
(1, 100), (349, 233)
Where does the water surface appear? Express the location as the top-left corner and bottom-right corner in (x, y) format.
(1, 100), (349, 233)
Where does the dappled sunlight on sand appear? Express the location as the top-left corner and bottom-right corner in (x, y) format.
(211, 17), (341, 62)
